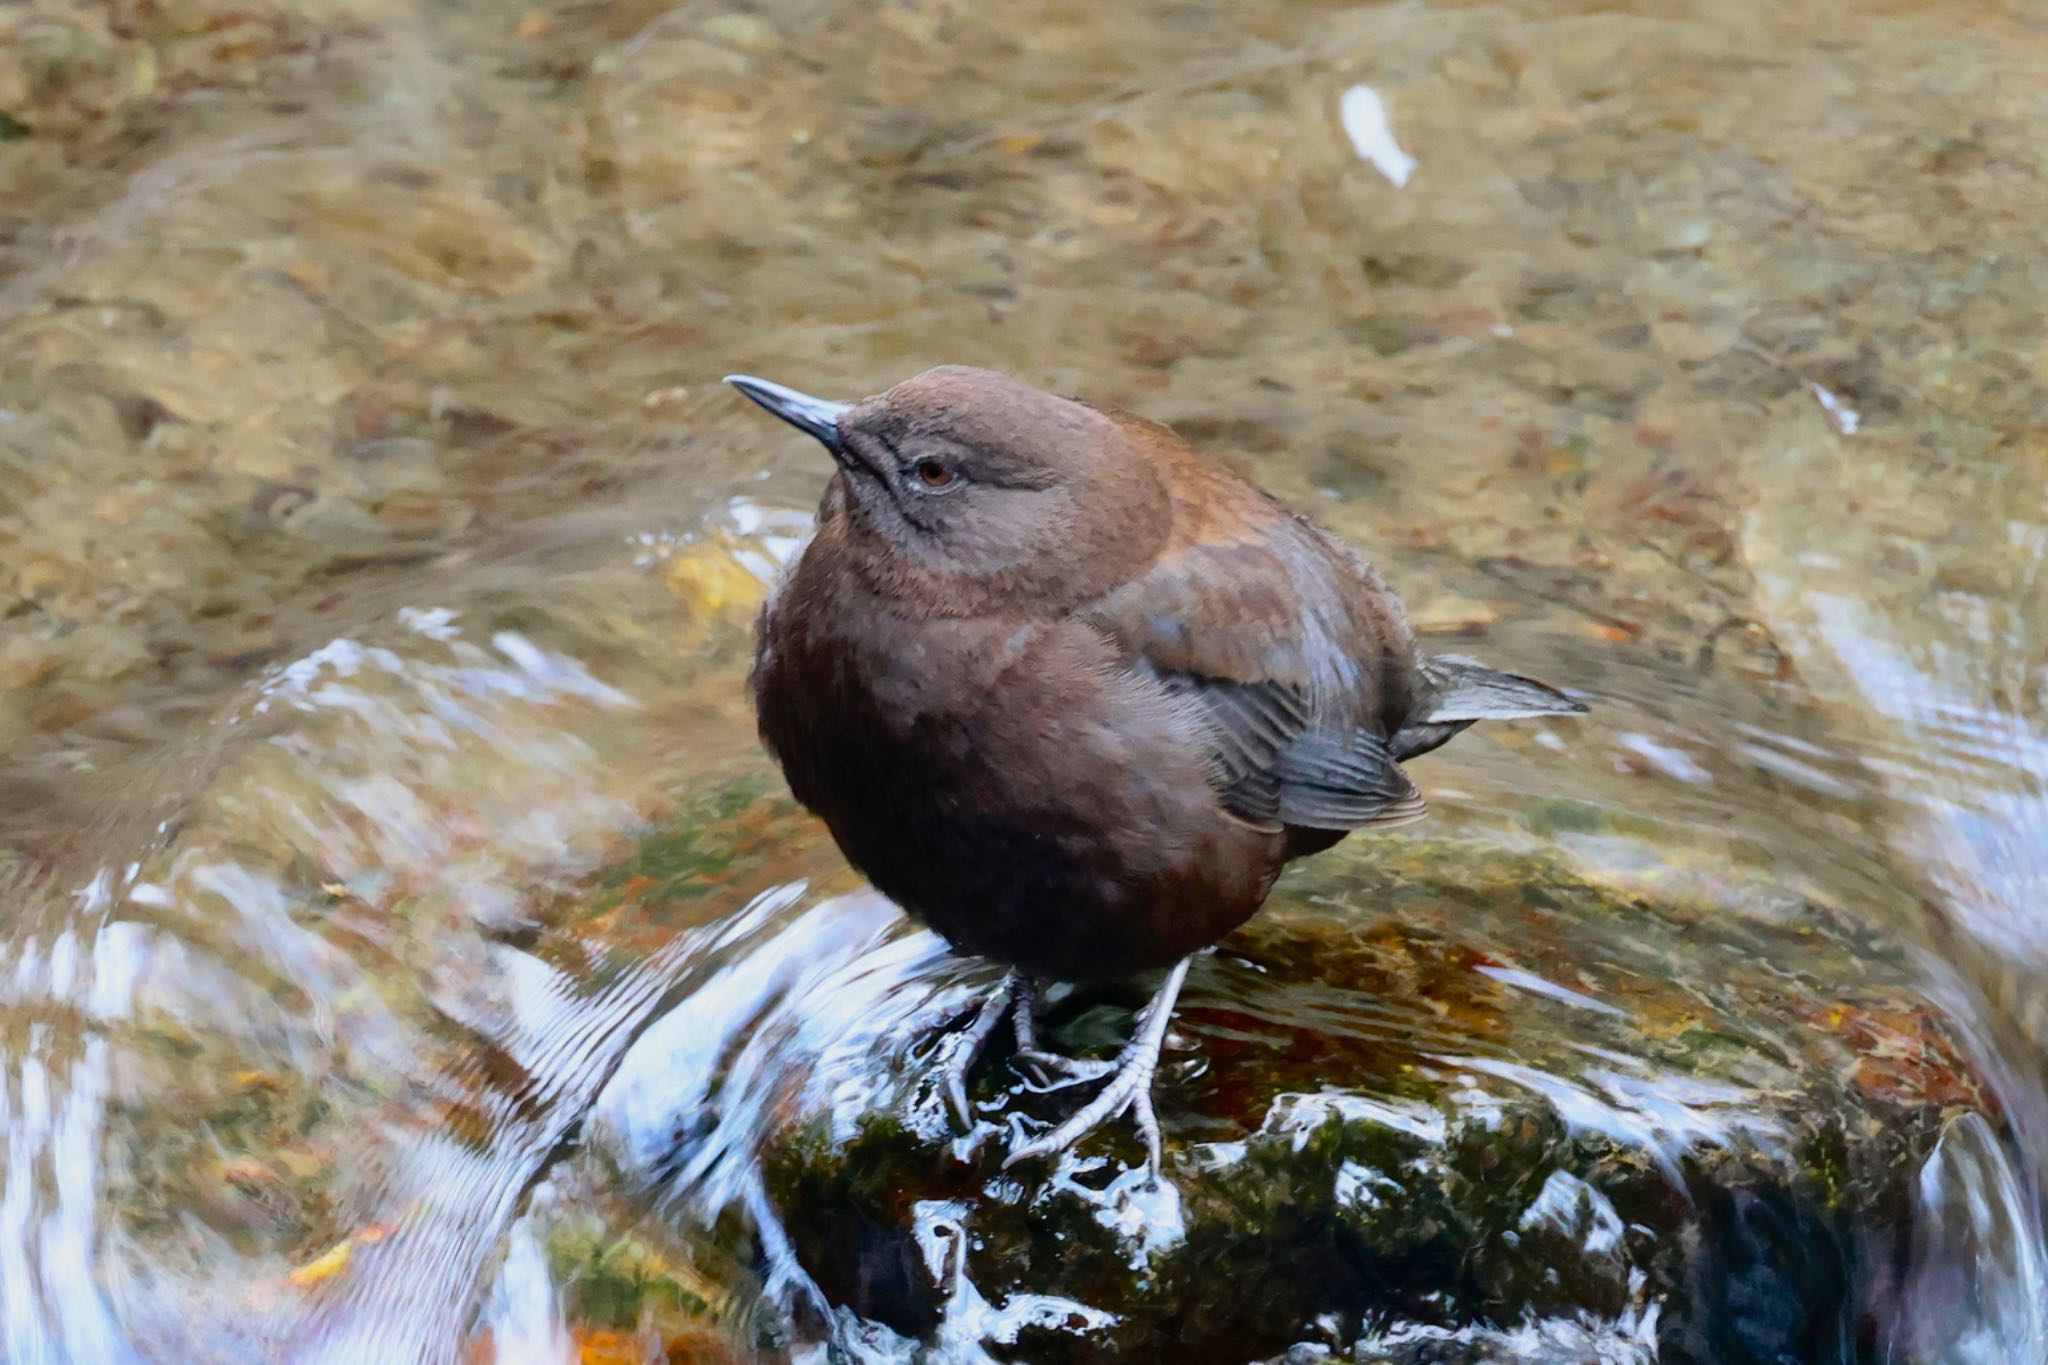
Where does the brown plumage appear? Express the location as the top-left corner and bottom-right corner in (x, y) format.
(730, 364), (1584, 1170)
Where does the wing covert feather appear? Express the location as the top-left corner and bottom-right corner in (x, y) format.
(1085, 523), (1424, 835)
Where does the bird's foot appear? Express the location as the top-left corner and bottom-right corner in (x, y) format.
(1003, 956), (1191, 1176)
(939, 973), (1019, 1127)
(1008, 977), (1116, 1088)
(939, 972), (1118, 1127)
(1012, 1048), (1118, 1087)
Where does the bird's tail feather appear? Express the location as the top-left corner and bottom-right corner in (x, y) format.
(1418, 654), (1587, 722)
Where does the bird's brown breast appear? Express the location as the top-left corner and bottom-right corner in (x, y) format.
(751, 542), (1286, 981)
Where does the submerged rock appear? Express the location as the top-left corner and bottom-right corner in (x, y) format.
(738, 838), (1998, 1364)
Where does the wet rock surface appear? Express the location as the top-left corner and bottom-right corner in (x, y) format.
(713, 842), (1990, 1362)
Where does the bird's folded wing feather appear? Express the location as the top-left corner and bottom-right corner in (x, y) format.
(1081, 532), (1424, 834)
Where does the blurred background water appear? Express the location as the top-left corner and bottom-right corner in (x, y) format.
(1, 0), (2046, 1360)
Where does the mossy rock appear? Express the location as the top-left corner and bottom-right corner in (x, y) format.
(748, 842), (1996, 1363)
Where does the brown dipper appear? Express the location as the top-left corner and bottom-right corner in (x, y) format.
(728, 365), (1585, 1172)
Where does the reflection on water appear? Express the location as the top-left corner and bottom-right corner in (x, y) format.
(2, 0), (2047, 1358)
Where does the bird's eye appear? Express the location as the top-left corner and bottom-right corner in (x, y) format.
(914, 459), (955, 488)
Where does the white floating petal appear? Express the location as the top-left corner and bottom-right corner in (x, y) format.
(1340, 85), (1416, 187)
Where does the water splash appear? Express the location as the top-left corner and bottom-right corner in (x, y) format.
(1897, 1113), (2048, 1361)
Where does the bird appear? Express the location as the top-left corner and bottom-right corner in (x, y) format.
(727, 364), (1586, 1173)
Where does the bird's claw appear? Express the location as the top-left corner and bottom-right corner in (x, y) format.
(939, 972), (1109, 1115)
(1012, 1048), (1116, 1089)
(1002, 1047), (1165, 1173)
(938, 975), (1018, 1127)
(999, 956), (1190, 1176)
(937, 957), (1192, 1176)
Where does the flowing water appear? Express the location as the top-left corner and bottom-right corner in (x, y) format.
(2, 0), (2046, 1359)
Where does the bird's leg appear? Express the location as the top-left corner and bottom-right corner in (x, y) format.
(1010, 977), (1115, 1087)
(939, 972), (1018, 1127)
(1003, 956), (1191, 1175)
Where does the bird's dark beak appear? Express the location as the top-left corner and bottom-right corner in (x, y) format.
(724, 375), (852, 458)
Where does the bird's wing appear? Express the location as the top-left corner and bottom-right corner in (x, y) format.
(1082, 525), (1425, 834)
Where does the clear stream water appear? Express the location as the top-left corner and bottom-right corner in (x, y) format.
(1, 0), (2045, 1360)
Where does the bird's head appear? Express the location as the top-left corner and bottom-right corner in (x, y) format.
(727, 365), (1171, 615)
